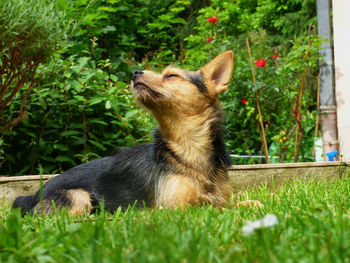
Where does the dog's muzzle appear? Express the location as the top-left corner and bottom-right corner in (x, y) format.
(131, 70), (144, 81)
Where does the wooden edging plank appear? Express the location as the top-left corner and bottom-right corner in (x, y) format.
(1, 162), (349, 204)
(0, 162), (349, 182)
(229, 161), (350, 170)
(0, 174), (58, 182)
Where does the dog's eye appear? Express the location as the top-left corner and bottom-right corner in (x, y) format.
(164, 74), (179, 80)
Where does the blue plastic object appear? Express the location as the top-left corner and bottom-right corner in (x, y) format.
(325, 150), (338, 162)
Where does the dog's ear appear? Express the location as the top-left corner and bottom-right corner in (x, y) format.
(200, 51), (233, 94)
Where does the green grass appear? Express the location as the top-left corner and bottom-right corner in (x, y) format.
(1, 175), (350, 263)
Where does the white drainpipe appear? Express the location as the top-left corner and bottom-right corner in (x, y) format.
(317, 0), (339, 161)
(332, 0), (350, 162)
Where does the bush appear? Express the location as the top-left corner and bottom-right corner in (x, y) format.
(0, 0), (69, 132)
(1, 0), (321, 175)
(182, 0), (320, 163)
(65, 0), (202, 64)
(1, 53), (154, 175)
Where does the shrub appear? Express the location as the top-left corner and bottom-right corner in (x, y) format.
(182, 0), (320, 163)
(0, 0), (321, 175)
(0, 53), (155, 175)
(0, 0), (69, 132)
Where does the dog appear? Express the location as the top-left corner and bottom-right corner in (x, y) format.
(13, 51), (235, 215)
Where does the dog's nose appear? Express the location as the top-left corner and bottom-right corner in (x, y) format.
(131, 70), (144, 81)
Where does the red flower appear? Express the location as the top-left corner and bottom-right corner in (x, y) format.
(272, 54), (279, 59)
(207, 37), (214, 42)
(208, 17), (218, 23)
(241, 99), (248, 104)
(293, 110), (298, 118)
(255, 59), (266, 67)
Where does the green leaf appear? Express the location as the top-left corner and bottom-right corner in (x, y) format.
(101, 25), (116, 33)
(38, 97), (46, 110)
(55, 0), (68, 10)
(98, 6), (118, 12)
(61, 130), (81, 136)
(53, 144), (69, 151)
(72, 57), (89, 73)
(110, 74), (118, 82)
(125, 111), (136, 119)
(89, 97), (104, 106)
(105, 100), (112, 110)
(55, 156), (74, 163)
(89, 140), (107, 151)
(89, 119), (108, 126)
(116, 81), (127, 89)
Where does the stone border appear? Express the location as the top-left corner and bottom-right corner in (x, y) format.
(229, 161), (349, 191)
(230, 161), (349, 170)
(1, 162), (349, 204)
(0, 174), (58, 182)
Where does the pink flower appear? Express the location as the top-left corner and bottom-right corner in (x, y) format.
(207, 37), (214, 42)
(272, 54), (279, 59)
(255, 59), (266, 67)
(208, 17), (218, 23)
(241, 99), (248, 104)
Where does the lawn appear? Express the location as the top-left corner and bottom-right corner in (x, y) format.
(1, 175), (350, 263)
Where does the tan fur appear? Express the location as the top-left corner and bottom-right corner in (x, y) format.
(66, 189), (92, 216)
(33, 200), (54, 214)
(156, 175), (199, 208)
(133, 53), (234, 174)
(201, 51), (234, 95)
(33, 189), (92, 215)
(133, 51), (262, 209)
(30, 52), (259, 215)
(155, 168), (233, 208)
(133, 51), (235, 208)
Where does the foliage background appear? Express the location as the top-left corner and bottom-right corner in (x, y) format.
(0, 0), (320, 175)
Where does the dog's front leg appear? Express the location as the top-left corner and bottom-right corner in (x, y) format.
(155, 175), (200, 208)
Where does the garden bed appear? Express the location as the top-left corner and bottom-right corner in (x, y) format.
(1, 161), (349, 204)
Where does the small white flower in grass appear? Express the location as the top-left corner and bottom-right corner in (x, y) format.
(242, 214), (279, 236)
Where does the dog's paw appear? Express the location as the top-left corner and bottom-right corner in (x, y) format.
(234, 200), (264, 208)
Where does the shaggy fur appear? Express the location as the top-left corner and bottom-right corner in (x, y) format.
(13, 51), (235, 215)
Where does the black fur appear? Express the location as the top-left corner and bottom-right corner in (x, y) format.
(13, 61), (233, 214)
(189, 73), (206, 93)
(13, 124), (230, 214)
(210, 109), (232, 168)
(12, 194), (36, 212)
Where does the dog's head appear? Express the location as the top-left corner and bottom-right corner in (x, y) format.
(131, 51), (233, 118)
